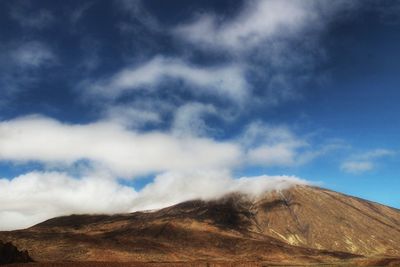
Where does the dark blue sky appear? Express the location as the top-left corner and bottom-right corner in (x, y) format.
(0, 0), (399, 229)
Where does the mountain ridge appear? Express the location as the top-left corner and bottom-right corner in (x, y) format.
(1, 185), (400, 265)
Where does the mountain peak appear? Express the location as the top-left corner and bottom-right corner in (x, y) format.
(1, 185), (400, 265)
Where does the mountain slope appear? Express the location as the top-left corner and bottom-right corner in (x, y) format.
(249, 186), (400, 256)
(0, 185), (399, 265)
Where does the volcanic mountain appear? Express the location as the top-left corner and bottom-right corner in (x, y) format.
(1, 185), (400, 266)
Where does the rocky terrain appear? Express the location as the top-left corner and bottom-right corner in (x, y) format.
(1, 185), (399, 266)
(0, 241), (32, 265)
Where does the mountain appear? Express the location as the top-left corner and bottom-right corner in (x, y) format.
(1, 185), (400, 266)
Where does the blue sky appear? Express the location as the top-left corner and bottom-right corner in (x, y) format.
(0, 0), (399, 230)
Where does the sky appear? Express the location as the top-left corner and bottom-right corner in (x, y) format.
(0, 0), (400, 230)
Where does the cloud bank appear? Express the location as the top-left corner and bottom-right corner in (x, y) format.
(0, 170), (307, 230)
(0, 114), (317, 230)
(0, 116), (330, 177)
(0, 171), (137, 230)
(0, 115), (241, 177)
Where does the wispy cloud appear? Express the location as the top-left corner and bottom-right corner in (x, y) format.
(241, 122), (340, 167)
(174, 0), (313, 52)
(171, 0), (358, 110)
(115, 0), (160, 32)
(340, 149), (395, 174)
(9, 1), (54, 29)
(11, 41), (56, 68)
(104, 105), (162, 128)
(0, 40), (56, 101)
(172, 103), (217, 137)
(69, 2), (94, 25)
(174, 0), (358, 54)
(341, 161), (374, 174)
(86, 56), (248, 103)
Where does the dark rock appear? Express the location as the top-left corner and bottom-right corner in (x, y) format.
(0, 241), (33, 265)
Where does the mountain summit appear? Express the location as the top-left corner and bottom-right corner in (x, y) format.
(1, 185), (400, 265)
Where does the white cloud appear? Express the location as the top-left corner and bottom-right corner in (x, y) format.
(174, 0), (316, 52)
(101, 97), (176, 129)
(240, 121), (298, 147)
(175, 0), (358, 53)
(171, 0), (356, 109)
(133, 170), (309, 211)
(0, 171), (137, 230)
(79, 1), (358, 123)
(0, 115), (241, 177)
(358, 149), (395, 160)
(105, 105), (161, 128)
(241, 122), (307, 166)
(340, 161), (374, 174)
(0, 115), (333, 178)
(248, 144), (300, 166)
(340, 149), (395, 174)
(172, 102), (216, 137)
(0, 169), (308, 230)
(87, 56), (248, 103)
(241, 122), (342, 167)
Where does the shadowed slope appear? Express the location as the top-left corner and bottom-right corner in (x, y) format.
(0, 241), (33, 265)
